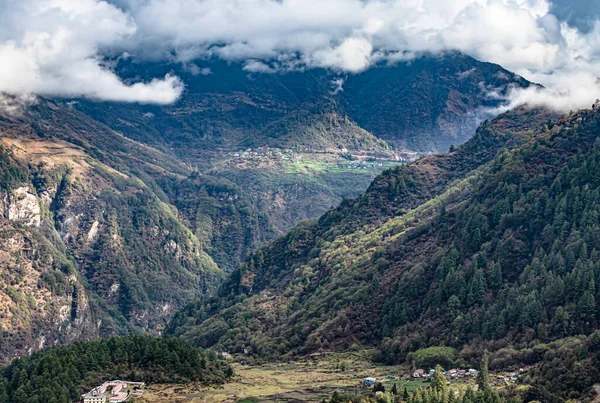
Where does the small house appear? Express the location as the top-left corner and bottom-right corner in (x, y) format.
(364, 377), (377, 386)
(413, 369), (425, 378)
(82, 392), (106, 403)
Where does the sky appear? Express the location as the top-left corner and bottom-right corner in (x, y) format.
(0, 0), (599, 111)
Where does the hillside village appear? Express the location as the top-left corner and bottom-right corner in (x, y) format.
(82, 381), (144, 403)
(219, 146), (408, 172)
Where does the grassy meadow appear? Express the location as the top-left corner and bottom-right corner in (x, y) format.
(136, 353), (475, 403)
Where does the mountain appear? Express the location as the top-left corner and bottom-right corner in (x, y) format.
(0, 99), (272, 363)
(166, 103), (600, 375)
(79, 52), (531, 153)
(72, 52), (532, 232)
(0, 53), (531, 362)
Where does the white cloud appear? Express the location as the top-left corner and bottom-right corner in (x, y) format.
(0, 0), (183, 104)
(243, 59), (278, 74)
(331, 77), (345, 95)
(1, 0), (600, 110)
(312, 37), (373, 73)
(0, 93), (38, 115)
(112, 0), (600, 111)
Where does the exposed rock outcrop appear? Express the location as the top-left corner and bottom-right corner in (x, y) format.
(4, 186), (41, 227)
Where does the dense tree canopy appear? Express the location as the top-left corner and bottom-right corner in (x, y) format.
(0, 334), (233, 403)
(166, 107), (600, 403)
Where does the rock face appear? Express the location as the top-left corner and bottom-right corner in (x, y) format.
(0, 143), (223, 363)
(0, 106), (249, 363)
(5, 186), (42, 227)
(0, 221), (99, 362)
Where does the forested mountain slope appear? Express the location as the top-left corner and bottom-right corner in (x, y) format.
(73, 52), (532, 232)
(0, 99), (273, 363)
(167, 105), (600, 367)
(0, 54), (533, 363)
(79, 52), (530, 154)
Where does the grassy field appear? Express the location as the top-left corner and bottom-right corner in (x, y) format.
(283, 160), (403, 174)
(284, 160), (358, 174)
(135, 353), (475, 403)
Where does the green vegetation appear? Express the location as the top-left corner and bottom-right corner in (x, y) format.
(524, 331), (600, 401)
(407, 348), (457, 370)
(320, 364), (507, 403)
(282, 160), (395, 175)
(82, 53), (530, 154)
(475, 352), (489, 392)
(0, 334), (233, 403)
(0, 146), (28, 191)
(215, 163), (382, 232)
(167, 106), (600, 400)
(0, 99), (273, 361)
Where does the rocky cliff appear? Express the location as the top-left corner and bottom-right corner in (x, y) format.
(0, 99), (270, 362)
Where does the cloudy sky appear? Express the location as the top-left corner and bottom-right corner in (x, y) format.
(0, 0), (599, 110)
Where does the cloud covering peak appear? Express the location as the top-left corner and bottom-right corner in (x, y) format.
(0, 0), (599, 110)
(0, 0), (183, 104)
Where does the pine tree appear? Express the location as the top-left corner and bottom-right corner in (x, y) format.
(476, 351), (490, 392)
(577, 290), (596, 330)
(489, 262), (503, 291)
(403, 387), (410, 401)
(432, 365), (448, 393)
(392, 384), (399, 395)
(412, 389), (423, 403)
(467, 269), (486, 306)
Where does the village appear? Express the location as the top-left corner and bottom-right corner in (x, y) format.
(219, 146), (404, 172)
(136, 355), (530, 403)
(362, 367), (480, 388)
(81, 380), (145, 403)
(363, 366), (524, 386)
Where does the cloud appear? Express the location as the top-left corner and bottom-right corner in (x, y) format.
(312, 37), (373, 73)
(111, 0), (600, 111)
(0, 93), (37, 115)
(2, 0), (600, 111)
(243, 60), (278, 74)
(0, 0), (183, 104)
(331, 77), (345, 95)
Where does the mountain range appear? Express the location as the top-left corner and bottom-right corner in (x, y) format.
(167, 102), (600, 375)
(0, 52), (533, 363)
(76, 52), (533, 232)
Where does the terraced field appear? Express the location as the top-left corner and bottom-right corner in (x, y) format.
(137, 354), (467, 403)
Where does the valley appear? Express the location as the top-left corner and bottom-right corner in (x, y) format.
(206, 147), (406, 232)
(164, 104), (600, 401)
(0, 54), (598, 403)
(2, 1), (600, 403)
(137, 356), (463, 403)
(0, 53), (527, 364)
(76, 53), (530, 233)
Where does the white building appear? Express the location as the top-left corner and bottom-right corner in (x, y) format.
(82, 392), (106, 403)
